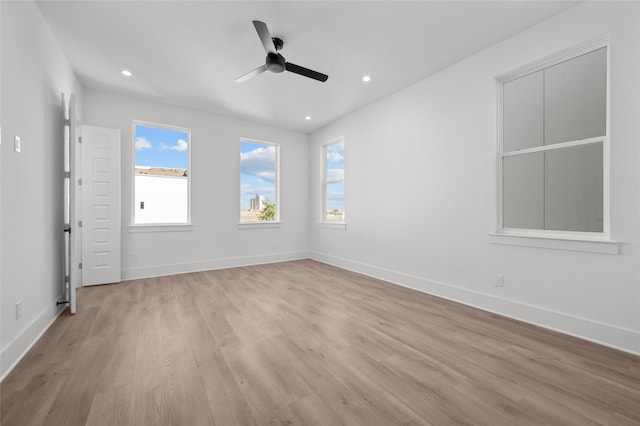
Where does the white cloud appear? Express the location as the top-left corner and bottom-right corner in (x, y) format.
(326, 141), (344, 164)
(241, 145), (276, 183)
(326, 168), (344, 183)
(135, 137), (152, 150)
(327, 151), (344, 163)
(241, 184), (275, 197)
(156, 139), (187, 152)
(170, 139), (188, 152)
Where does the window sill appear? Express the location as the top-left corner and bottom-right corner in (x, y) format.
(237, 222), (281, 229)
(319, 222), (347, 230)
(488, 232), (618, 255)
(128, 224), (193, 233)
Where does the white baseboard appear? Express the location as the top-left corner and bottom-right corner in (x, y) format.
(1, 302), (67, 381)
(310, 251), (640, 356)
(121, 250), (310, 281)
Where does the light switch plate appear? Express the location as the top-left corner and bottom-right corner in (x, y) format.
(14, 135), (21, 153)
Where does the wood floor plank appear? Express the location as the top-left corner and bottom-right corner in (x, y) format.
(0, 359), (71, 426)
(160, 330), (216, 425)
(43, 337), (114, 426)
(205, 386), (258, 426)
(2, 259), (639, 426)
(84, 384), (133, 426)
(288, 392), (347, 426)
(224, 341), (309, 422)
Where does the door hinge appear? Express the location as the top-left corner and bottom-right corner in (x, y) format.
(78, 262), (82, 270)
(78, 136), (82, 143)
(78, 220), (82, 228)
(64, 118), (70, 126)
(78, 178), (82, 186)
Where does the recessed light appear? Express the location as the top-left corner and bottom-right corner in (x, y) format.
(362, 75), (371, 82)
(305, 116), (312, 120)
(121, 69), (132, 77)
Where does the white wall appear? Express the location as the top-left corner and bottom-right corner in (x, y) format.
(1, 1), (83, 378)
(83, 90), (309, 280)
(309, 2), (640, 354)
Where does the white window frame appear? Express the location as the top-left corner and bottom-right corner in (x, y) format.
(491, 39), (618, 254)
(129, 120), (192, 232)
(238, 137), (280, 228)
(320, 137), (346, 229)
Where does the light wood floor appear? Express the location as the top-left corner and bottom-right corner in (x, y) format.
(2, 260), (639, 425)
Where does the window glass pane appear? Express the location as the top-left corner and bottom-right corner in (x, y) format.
(134, 124), (189, 224)
(325, 182), (345, 221)
(544, 142), (603, 232)
(240, 140), (277, 222)
(324, 140), (344, 221)
(544, 47), (607, 145)
(503, 152), (544, 229)
(503, 70), (544, 152)
(503, 143), (603, 232)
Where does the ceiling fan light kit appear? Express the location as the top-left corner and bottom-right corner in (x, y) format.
(236, 20), (329, 83)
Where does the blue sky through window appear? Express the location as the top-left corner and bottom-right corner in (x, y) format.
(240, 140), (276, 210)
(326, 141), (344, 211)
(134, 124), (189, 169)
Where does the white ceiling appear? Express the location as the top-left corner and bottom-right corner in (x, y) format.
(36, 1), (578, 133)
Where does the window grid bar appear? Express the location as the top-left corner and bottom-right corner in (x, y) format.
(500, 136), (606, 157)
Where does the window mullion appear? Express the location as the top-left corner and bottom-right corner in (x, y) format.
(502, 136), (606, 157)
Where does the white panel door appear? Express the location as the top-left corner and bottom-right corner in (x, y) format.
(81, 125), (121, 286)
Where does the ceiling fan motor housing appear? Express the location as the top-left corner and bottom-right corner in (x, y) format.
(266, 52), (286, 73)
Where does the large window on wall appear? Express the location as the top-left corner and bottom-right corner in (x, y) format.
(133, 121), (190, 225)
(497, 43), (608, 237)
(322, 137), (345, 223)
(240, 139), (279, 223)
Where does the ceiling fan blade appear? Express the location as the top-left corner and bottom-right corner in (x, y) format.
(235, 64), (268, 83)
(285, 62), (329, 82)
(253, 20), (276, 55)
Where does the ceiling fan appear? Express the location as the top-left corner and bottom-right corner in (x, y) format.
(235, 20), (329, 83)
